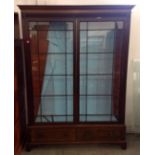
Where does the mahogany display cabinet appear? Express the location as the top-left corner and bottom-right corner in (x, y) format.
(19, 5), (134, 150)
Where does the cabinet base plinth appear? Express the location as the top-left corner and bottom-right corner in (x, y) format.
(26, 124), (126, 150)
(25, 144), (32, 152)
(121, 142), (127, 150)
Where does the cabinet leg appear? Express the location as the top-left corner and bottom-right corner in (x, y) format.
(25, 144), (32, 152)
(121, 142), (127, 150)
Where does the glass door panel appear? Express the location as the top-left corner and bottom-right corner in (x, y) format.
(29, 21), (73, 123)
(80, 21), (117, 122)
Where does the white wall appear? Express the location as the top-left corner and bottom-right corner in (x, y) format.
(14, 0), (140, 133)
(126, 6), (140, 133)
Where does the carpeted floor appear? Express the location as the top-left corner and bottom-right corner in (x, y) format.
(22, 134), (139, 155)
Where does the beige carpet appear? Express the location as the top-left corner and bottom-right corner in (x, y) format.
(22, 134), (139, 155)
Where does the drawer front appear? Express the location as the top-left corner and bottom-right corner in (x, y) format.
(29, 127), (75, 143)
(28, 125), (125, 144)
(76, 126), (125, 142)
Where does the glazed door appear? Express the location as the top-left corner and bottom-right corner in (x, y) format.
(27, 19), (124, 124)
(79, 20), (124, 122)
(29, 21), (74, 123)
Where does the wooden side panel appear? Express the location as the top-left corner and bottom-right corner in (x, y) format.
(14, 79), (19, 123)
(14, 120), (21, 153)
(14, 41), (22, 155)
(14, 40), (26, 155)
(14, 13), (22, 155)
(14, 62), (22, 155)
(14, 13), (19, 39)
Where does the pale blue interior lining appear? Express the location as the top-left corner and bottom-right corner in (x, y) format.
(36, 22), (117, 122)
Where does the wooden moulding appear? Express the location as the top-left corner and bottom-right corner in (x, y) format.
(18, 5), (134, 19)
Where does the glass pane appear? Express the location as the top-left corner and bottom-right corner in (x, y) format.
(46, 31), (73, 53)
(30, 22), (73, 123)
(80, 54), (113, 74)
(88, 22), (115, 29)
(80, 96), (112, 114)
(29, 22), (73, 31)
(80, 96), (117, 122)
(80, 21), (117, 122)
(80, 31), (114, 53)
(39, 54), (73, 75)
(80, 75), (112, 95)
(80, 115), (117, 122)
(35, 96), (73, 122)
(41, 76), (73, 95)
(30, 24), (73, 54)
(117, 21), (124, 29)
(80, 22), (115, 30)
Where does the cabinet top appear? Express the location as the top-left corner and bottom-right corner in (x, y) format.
(18, 5), (134, 15)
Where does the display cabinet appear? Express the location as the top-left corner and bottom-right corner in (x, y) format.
(19, 5), (134, 150)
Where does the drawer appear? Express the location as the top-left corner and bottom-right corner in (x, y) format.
(29, 126), (75, 143)
(76, 125), (125, 142)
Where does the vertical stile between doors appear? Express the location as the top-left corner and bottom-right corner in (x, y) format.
(73, 19), (80, 123)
